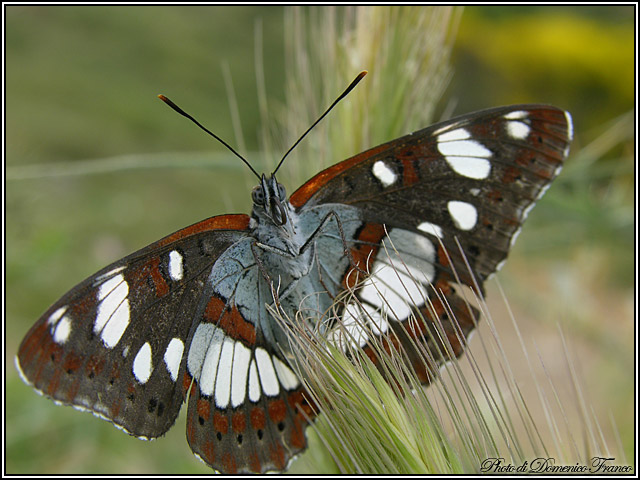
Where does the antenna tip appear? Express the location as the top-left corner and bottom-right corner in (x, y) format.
(157, 94), (183, 114)
(358, 70), (368, 78)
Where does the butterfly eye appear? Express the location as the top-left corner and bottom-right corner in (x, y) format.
(251, 186), (265, 205)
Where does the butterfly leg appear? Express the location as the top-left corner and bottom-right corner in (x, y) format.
(249, 241), (286, 308)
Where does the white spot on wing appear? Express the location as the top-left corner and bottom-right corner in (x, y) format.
(437, 128), (492, 179)
(14, 356), (31, 386)
(333, 301), (396, 354)
(360, 261), (426, 321)
(255, 348), (279, 397)
(522, 200), (537, 222)
(447, 201), (477, 231)
(198, 328), (224, 397)
(168, 250), (183, 281)
(565, 110), (574, 141)
(504, 110), (531, 139)
(384, 229), (436, 282)
(372, 160), (397, 187)
(432, 120), (464, 136)
(99, 301), (130, 349)
(366, 303), (389, 335)
(446, 156), (491, 179)
(95, 274), (130, 349)
(47, 306), (67, 325)
(504, 110), (528, 120)
(164, 338), (184, 382)
(214, 337), (235, 409)
(188, 324), (213, 378)
(437, 127), (471, 142)
(355, 228), (437, 323)
(495, 258), (507, 274)
(331, 303), (371, 349)
(248, 359), (261, 403)
(133, 342), (153, 384)
(273, 357), (300, 391)
(510, 226), (523, 248)
(230, 342), (251, 408)
(95, 266), (126, 283)
(52, 316), (71, 344)
(505, 120), (531, 140)
(417, 221), (443, 239)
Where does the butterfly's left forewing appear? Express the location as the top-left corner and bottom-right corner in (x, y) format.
(17, 214), (251, 438)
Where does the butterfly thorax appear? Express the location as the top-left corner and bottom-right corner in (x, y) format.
(249, 175), (313, 278)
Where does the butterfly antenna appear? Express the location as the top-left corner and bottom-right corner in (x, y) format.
(272, 70), (368, 175)
(157, 94), (261, 179)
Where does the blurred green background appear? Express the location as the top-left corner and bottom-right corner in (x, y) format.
(6, 5), (634, 474)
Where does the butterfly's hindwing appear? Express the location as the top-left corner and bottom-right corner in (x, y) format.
(181, 233), (332, 473)
(184, 294), (316, 473)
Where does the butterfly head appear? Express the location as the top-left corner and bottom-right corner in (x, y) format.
(251, 174), (288, 227)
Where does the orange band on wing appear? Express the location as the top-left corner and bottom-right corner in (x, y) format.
(289, 143), (392, 208)
(157, 214), (250, 247)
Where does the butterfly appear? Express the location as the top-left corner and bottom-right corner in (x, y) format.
(16, 72), (573, 473)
